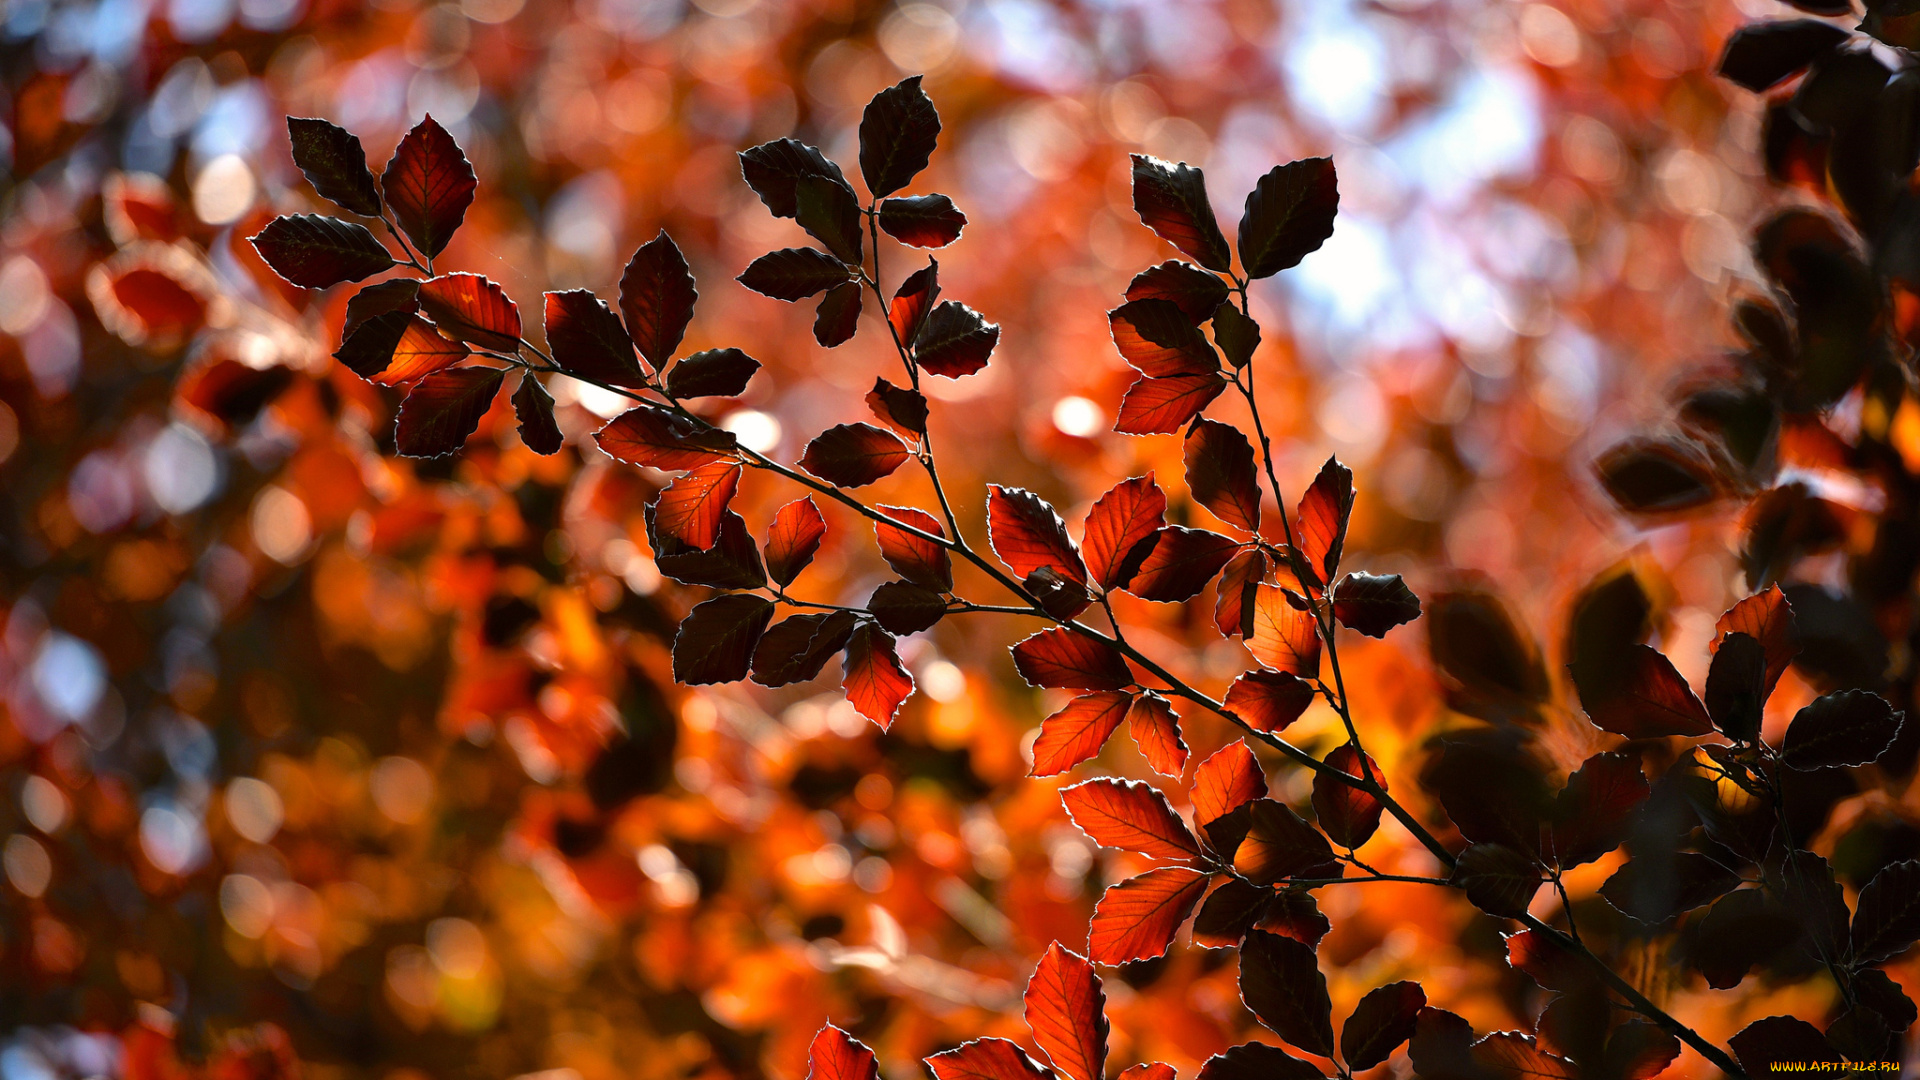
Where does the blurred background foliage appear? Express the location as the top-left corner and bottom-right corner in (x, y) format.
(0, 0), (1870, 1077)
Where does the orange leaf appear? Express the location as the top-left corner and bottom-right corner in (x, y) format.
(1115, 373), (1227, 435)
(926, 1039), (1053, 1080)
(1249, 585), (1321, 676)
(1060, 777), (1202, 860)
(1192, 740), (1266, 826)
(1081, 475), (1166, 590)
(807, 1026), (878, 1080)
(1223, 670), (1315, 733)
(595, 406), (737, 472)
(1011, 629), (1133, 691)
(1024, 944), (1107, 1080)
(843, 624), (913, 728)
(1088, 867), (1209, 965)
(765, 497), (827, 587)
(417, 272), (523, 352)
(1294, 456), (1353, 587)
(874, 505), (952, 591)
(989, 485), (1088, 586)
(1127, 692), (1188, 777)
(654, 460), (743, 550)
(1716, 585), (1797, 697)
(1032, 693), (1134, 776)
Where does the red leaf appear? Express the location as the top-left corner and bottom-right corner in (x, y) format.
(1232, 799), (1338, 885)
(990, 485), (1089, 586)
(673, 594), (776, 685)
(740, 247), (852, 301)
(1192, 740), (1267, 826)
(1088, 867), (1210, 964)
(594, 405), (738, 471)
(1249, 586), (1322, 676)
(1224, 670), (1316, 733)
(1011, 629), (1133, 691)
(417, 272), (522, 352)
(1184, 420), (1261, 532)
(394, 366), (503, 457)
(666, 348), (760, 399)
(1031, 692), (1134, 776)
(1082, 476), (1167, 590)
(1128, 692), (1188, 777)
(752, 611), (858, 688)
(1130, 155), (1231, 272)
(765, 497), (827, 587)
(1546, 751), (1648, 868)
(1577, 644), (1714, 738)
(1126, 528), (1240, 602)
(914, 302), (999, 378)
(843, 623), (914, 728)
(545, 289), (647, 387)
(1313, 745), (1385, 849)
(807, 1026), (878, 1080)
(654, 461), (743, 551)
(1716, 585), (1797, 697)
(800, 423), (911, 487)
(926, 1040), (1052, 1080)
(1110, 299), (1222, 377)
(1024, 944), (1108, 1080)
(1061, 777), (1203, 860)
(1115, 374), (1227, 434)
(814, 282), (863, 347)
(1471, 1033), (1580, 1080)
(620, 230), (698, 368)
(248, 214), (393, 289)
(1295, 456), (1354, 586)
(1214, 549), (1266, 638)
(372, 314), (471, 385)
(1119, 1066), (1175, 1080)
(889, 260), (940, 343)
(381, 114), (475, 258)
(874, 505), (952, 591)
(879, 194), (967, 248)
(866, 378), (929, 437)
(87, 247), (214, 350)
(511, 374), (563, 455)
(1126, 260), (1229, 322)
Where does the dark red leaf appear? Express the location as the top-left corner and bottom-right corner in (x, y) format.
(1503, 927), (1593, 993)
(1704, 631), (1767, 742)
(1470, 1033), (1579, 1080)
(1126, 260), (1229, 322)
(1214, 549), (1266, 638)
(764, 497), (827, 587)
(1127, 692), (1188, 777)
(1599, 852), (1741, 924)
(1126, 527), (1239, 602)
(1237, 158), (1338, 279)
(1026, 567), (1093, 621)
(1194, 1043), (1323, 1080)
(796, 174), (864, 263)
(287, 117), (383, 216)
(1110, 299), (1222, 378)
(1855, 968), (1919, 1033)
(1118, 1065), (1176, 1080)
(1232, 799), (1338, 886)
(594, 405), (738, 471)
(867, 581), (946, 636)
(879, 194), (967, 248)
(545, 290), (647, 388)
(814, 282), (863, 347)
(1729, 1016), (1843, 1074)
(1249, 585), (1321, 676)
(1211, 302), (1259, 368)
(1594, 436), (1718, 514)
(739, 248), (852, 301)
(1023, 944), (1107, 1080)
(866, 378), (929, 437)
(1193, 879), (1272, 949)
(1312, 745), (1385, 849)
(417, 272), (522, 352)
(1238, 929), (1335, 1056)
(1850, 858), (1920, 964)
(874, 505), (952, 591)
(738, 138), (852, 219)
(1427, 590), (1553, 708)
(1782, 689), (1903, 770)
(1421, 733), (1551, 855)
(751, 611), (858, 688)
(1342, 981), (1426, 1071)
(1192, 740), (1266, 826)
(858, 76), (940, 199)
(1718, 19), (1850, 92)
(1061, 777), (1202, 861)
(394, 365), (502, 457)
(511, 374), (563, 455)
(1331, 572), (1421, 638)
(343, 278), (419, 336)
(672, 593), (775, 685)
(334, 310), (421, 382)
(1082, 475), (1167, 590)
(926, 1040), (1051, 1080)
(1295, 456), (1353, 587)
(1545, 751), (1648, 868)
(1408, 1008), (1478, 1080)
(381, 114), (475, 258)
(653, 460), (743, 550)
(1088, 867), (1209, 965)
(619, 230), (698, 368)
(1011, 628), (1132, 691)
(989, 485), (1089, 586)
(1115, 374), (1228, 434)
(1031, 692), (1134, 777)
(1184, 420), (1260, 532)
(914, 301), (999, 378)
(1224, 670), (1315, 733)
(1693, 889), (1800, 989)
(650, 510), (767, 590)
(1131, 155), (1231, 272)
(250, 214), (393, 288)
(1575, 644), (1714, 738)
(807, 1025), (878, 1080)
(843, 623), (914, 728)
(889, 260), (940, 343)
(1450, 843), (1541, 919)
(1717, 585), (1798, 696)
(667, 348), (760, 399)
(798, 423), (911, 487)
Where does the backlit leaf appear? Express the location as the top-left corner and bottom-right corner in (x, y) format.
(859, 76), (941, 199)
(1331, 573), (1420, 638)
(889, 260), (940, 343)
(1295, 456), (1354, 586)
(879, 193), (966, 247)
(671, 594), (775, 685)
(1781, 689), (1902, 770)
(1087, 867), (1209, 965)
(807, 1025), (878, 1080)
(395, 365), (503, 457)
(1703, 631), (1767, 743)
(814, 282), (863, 347)
(1249, 585), (1321, 676)
(1575, 644), (1713, 738)
(798, 423), (911, 487)
(287, 117), (382, 216)
(739, 247), (852, 301)
(1082, 475), (1167, 591)
(796, 174), (864, 263)
(989, 485), (1088, 586)
(1194, 1044), (1323, 1080)
(1192, 740), (1266, 826)
(1011, 628), (1132, 691)
(619, 230), (698, 368)
(867, 580), (946, 636)
(1717, 585), (1797, 696)
(1131, 155), (1231, 272)
(1224, 670), (1315, 733)
(926, 1040), (1052, 1080)
(1126, 260), (1229, 322)
(866, 378), (929, 437)
(1023, 945), (1107, 1080)
(914, 301), (999, 378)
(1312, 745), (1385, 849)
(1110, 298), (1222, 378)
(874, 505), (952, 591)
(1127, 693), (1188, 778)
(381, 114), (475, 258)
(739, 138), (852, 219)
(1126, 527), (1239, 602)
(1060, 777), (1202, 861)
(666, 348), (760, 399)
(653, 460), (743, 551)
(650, 510), (767, 590)
(1341, 981), (1426, 1071)
(511, 374), (563, 455)
(1185, 420), (1260, 532)
(1232, 800), (1338, 885)
(250, 214), (393, 288)
(843, 623), (914, 727)
(1115, 374), (1228, 434)
(1470, 1032), (1579, 1080)
(417, 273), (522, 352)
(1031, 692), (1134, 777)
(1214, 549), (1266, 638)
(1238, 929), (1335, 1056)
(1211, 302), (1259, 368)
(545, 290), (647, 388)
(594, 405), (737, 471)
(1545, 751), (1647, 868)
(1237, 158), (1338, 279)
(764, 497), (827, 587)
(751, 611), (858, 688)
